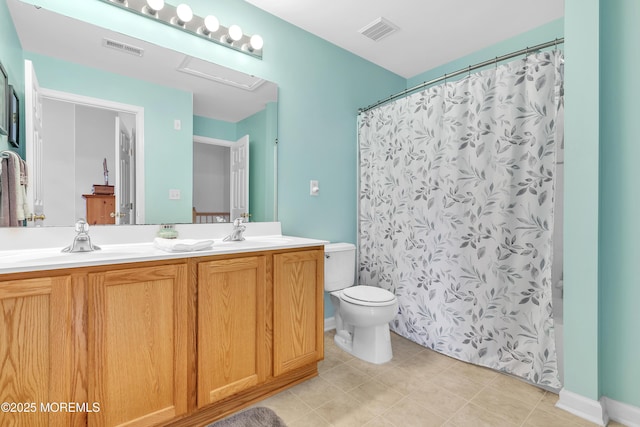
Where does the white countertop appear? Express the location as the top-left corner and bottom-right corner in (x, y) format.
(0, 234), (329, 274)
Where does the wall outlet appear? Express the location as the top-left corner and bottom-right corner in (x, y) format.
(169, 189), (181, 200)
(174, 119), (181, 130)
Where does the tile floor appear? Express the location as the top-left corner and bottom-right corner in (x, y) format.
(255, 330), (627, 427)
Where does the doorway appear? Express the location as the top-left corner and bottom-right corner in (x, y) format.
(39, 89), (144, 225)
(192, 135), (249, 223)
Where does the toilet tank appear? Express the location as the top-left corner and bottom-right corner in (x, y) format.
(324, 243), (356, 292)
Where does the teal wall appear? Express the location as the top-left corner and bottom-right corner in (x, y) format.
(0, 0), (24, 157)
(24, 52), (194, 224)
(564, 0), (640, 410)
(563, 0), (601, 403)
(194, 115), (237, 141)
(599, 0), (640, 407)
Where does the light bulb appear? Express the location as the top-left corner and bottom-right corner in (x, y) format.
(249, 34), (264, 50)
(203, 15), (219, 34)
(146, 0), (164, 12)
(176, 4), (193, 23)
(228, 25), (243, 42)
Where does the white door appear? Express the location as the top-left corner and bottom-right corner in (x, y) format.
(114, 116), (135, 224)
(24, 60), (44, 226)
(230, 135), (249, 221)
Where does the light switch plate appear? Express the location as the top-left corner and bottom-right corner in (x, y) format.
(310, 180), (319, 196)
(169, 189), (181, 200)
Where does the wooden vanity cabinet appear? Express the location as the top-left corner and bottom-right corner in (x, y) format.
(0, 274), (74, 427)
(87, 263), (188, 427)
(273, 250), (324, 376)
(0, 245), (323, 427)
(196, 255), (267, 407)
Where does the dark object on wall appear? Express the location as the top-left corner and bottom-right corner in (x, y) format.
(8, 85), (19, 147)
(0, 62), (7, 136)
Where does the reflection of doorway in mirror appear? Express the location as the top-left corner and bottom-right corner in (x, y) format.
(38, 90), (144, 226)
(193, 135), (250, 223)
(116, 116), (135, 225)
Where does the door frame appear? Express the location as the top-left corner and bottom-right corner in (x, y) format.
(39, 88), (145, 224)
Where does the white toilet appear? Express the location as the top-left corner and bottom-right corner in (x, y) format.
(324, 243), (398, 364)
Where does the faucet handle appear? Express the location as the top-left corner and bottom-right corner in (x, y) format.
(75, 218), (89, 233)
(233, 217), (244, 227)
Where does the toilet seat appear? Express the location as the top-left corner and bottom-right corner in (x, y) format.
(340, 285), (396, 307)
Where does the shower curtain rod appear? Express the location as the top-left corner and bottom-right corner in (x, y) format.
(358, 37), (564, 113)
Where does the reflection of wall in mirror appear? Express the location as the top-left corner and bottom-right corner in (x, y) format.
(194, 101), (277, 223)
(0, 2), (24, 155)
(25, 52), (194, 225)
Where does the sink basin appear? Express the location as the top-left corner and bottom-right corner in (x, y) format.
(0, 235), (327, 274)
(210, 236), (295, 250)
(0, 244), (154, 268)
(248, 236), (294, 243)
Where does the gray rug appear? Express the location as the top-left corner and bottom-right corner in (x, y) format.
(207, 407), (287, 427)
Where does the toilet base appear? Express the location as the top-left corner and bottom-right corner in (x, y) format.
(334, 324), (393, 364)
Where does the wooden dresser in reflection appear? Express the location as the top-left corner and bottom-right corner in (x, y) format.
(83, 194), (115, 225)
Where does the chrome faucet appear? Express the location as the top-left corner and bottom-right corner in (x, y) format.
(62, 219), (101, 253)
(223, 217), (246, 242)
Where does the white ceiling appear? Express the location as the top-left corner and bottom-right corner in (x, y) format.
(7, 0), (277, 122)
(245, 0), (564, 78)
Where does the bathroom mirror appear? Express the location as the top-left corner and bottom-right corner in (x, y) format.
(5, 0), (278, 226)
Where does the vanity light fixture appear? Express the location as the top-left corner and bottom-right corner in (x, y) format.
(172, 4), (192, 27)
(101, 0), (263, 59)
(143, 0), (164, 16)
(198, 15), (219, 36)
(224, 24), (243, 44)
(244, 34), (264, 53)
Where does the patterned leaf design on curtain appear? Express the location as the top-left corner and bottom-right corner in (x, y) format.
(358, 51), (563, 388)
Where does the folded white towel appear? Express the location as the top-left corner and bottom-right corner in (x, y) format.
(153, 237), (214, 252)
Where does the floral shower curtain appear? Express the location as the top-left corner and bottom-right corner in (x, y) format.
(358, 51), (563, 388)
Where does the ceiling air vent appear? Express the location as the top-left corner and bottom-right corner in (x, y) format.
(102, 38), (144, 57)
(359, 17), (399, 42)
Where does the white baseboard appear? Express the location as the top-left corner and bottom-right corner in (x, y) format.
(557, 388), (640, 427)
(324, 316), (336, 332)
(557, 388), (608, 426)
(605, 397), (640, 427)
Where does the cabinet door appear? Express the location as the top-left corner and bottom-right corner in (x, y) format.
(0, 275), (73, 427)
(197, 256), (266, 407)
(88, 264), (188, 427)
(273, 249), (324, 377)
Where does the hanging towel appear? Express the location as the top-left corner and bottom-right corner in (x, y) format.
(153, 237), (214, 253)
(0, 157), (9, 227)
(0, 151), (29, 226)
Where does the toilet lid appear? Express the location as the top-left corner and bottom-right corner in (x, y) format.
(341, 286), (396, 306)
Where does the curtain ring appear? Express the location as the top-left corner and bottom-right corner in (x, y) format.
(468, 65), (471, 77)
(525, 46), (529, 61)
(554, 38), (558, 50)
(494, 57), (498, 69)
